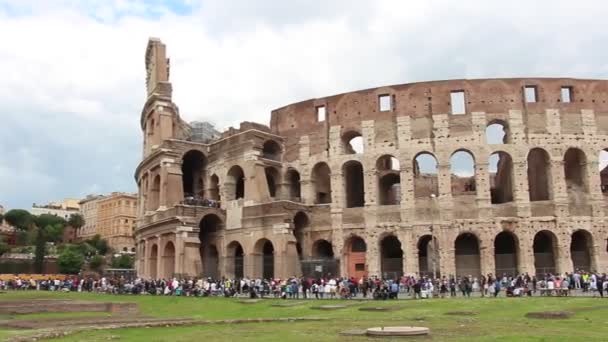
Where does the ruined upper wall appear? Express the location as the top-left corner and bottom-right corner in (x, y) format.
(270, 78), (608, 161)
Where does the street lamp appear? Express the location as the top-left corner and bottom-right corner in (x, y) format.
(430, 194), (438, 280)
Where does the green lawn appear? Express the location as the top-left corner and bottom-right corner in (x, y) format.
(1, 291), (607, 341)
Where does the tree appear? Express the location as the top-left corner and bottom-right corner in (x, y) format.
(57, 247), (84, 274)
(89, 254), (105, 272)
(0, 213), (4, 223)
(4, 209), (34, 231)
(110, 254), (134, 269)
(86, 235), (109, 256)
(67, 213), (85, 229)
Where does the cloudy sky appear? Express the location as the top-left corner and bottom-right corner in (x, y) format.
(1, 0), (608, 209)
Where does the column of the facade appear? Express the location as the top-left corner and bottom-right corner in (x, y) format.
(475, 158), (492, 219)
(437, 162), (453, 221)
(438, 230), (454, 277)
(513, 154), (531, 217)
(399, 230), (417, 276)
(550, 158), (569, 217)
(399, 154), (415, 219)
(517, 228), (535, 275)
(480, 236), (495, 276)
(586, 156), (604, 217)
(366, 232), (380, 277)
(556, 223), (573, 273)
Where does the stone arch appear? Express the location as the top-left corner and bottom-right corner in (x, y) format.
(342, 130), (364, 154)
(485, 120), (509, 144)
(285, 168), (301, 201)
(494, 231), (519, 277)
(226, 165), (245, 201)
(262, 140), (282, 161)
(199, 214), (222, 278)
(450, 150), (476, 196)
(377, 155), (401, 205)
(527, 148), (552, 201)
(149, 243), (158, 279)
(570, 229), (595, 272)
(489, 151), (514, 204)
(264, 166), (280, 198)
(413, 152), (438, 198)
(149, 175), (161, 210)
(162, 241), (175, 279)
(454, 232), (481, 277)
(379, 234), (403, 279)
(226, 241), (244, 279)
(599, 148), (608, 194)
(417, 235), (439, 277)
(311, 162), (332, 204)
(312, 239), (334, 258)
(254, 239), (275, 279)
(533, 230), (558, 276)
(564, 147), (589, 194)
(293, 211), (309, 258)
(343, 160), (365, 208)
(182, 150), (206, 199)
(344, 235), (367, 279)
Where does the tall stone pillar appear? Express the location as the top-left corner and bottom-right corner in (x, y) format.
(437, 162), (453, 221)
(475, 160), (492, 219)
(480, 239), (495, 277)
(513, 156), (531, 217)
(517, 228), (535, 275)
(400, 230), (417, 276)
(550, 158), (569, 217)
(366, 233), (380, 277)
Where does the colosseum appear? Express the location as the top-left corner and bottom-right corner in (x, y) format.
(135, 38), (608, 281)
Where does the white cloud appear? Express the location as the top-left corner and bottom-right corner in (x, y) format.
(1, 0), (607, 208)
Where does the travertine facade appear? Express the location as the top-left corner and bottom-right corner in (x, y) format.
(135, 38), (608, 280)
(97, 193), (137, 252)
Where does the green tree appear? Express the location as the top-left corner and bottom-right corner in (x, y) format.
(89, 254), (105, 272)
(110, 254), (134, 269)
(4, 209), (34, 231)
(57, 247), (84, 274)
(86, 235), (109, 255)
(0, 212), (4, 224)
(67, 213), (85, 230)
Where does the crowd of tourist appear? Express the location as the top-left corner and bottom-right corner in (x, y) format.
(1, 270), (607, 300)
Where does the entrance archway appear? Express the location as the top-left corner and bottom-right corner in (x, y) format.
(571, 230), (593, 272)
(226, 241), (244, 279)
(455, 233), (481, 277)
(199, 214), (222, 278)
(182, 150), (206, 199)
(162, 241), (175, 279)
(380, 235), (403, 279)
(149, 244), (158, 279)
(494, 232), (518, 277)
(345, 236), (367, 279)
(417, 235), (439, 277)
(533, 230), (557, 276)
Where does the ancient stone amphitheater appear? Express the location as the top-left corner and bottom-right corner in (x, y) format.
(135, 38), (608, 280)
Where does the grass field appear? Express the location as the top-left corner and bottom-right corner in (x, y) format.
(1, 291), (607, 341)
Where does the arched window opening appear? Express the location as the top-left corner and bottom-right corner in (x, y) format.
(343, 161), (365, 208)
(312, 162), (331, 204)
(265, 167), (280, 198)
(413, 153), (438, 198)
(527, 148), (552, 201)
(450, 150), (476, 196)
(150, 175), (161, 210)
(377, 155), (401, 205)
(485, 121), (508, 144)
(599, 150), (608, 194)
(342, 131), (364, 154)
(564, 148), (588, 195)
(489, 152), (513, 204)
(286, 169), (301, 201)
(226, 166), (245, 201)
(182, 150), (206, 199)
(380, 235), (403, 279)
(262, 140), (282, 161)
(455, 233), (480, 278)
(571, 230), (593, 272)
(293, 212), (309, 248)
(533, 230), (557, 276)
(494, 231), (518, 277)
